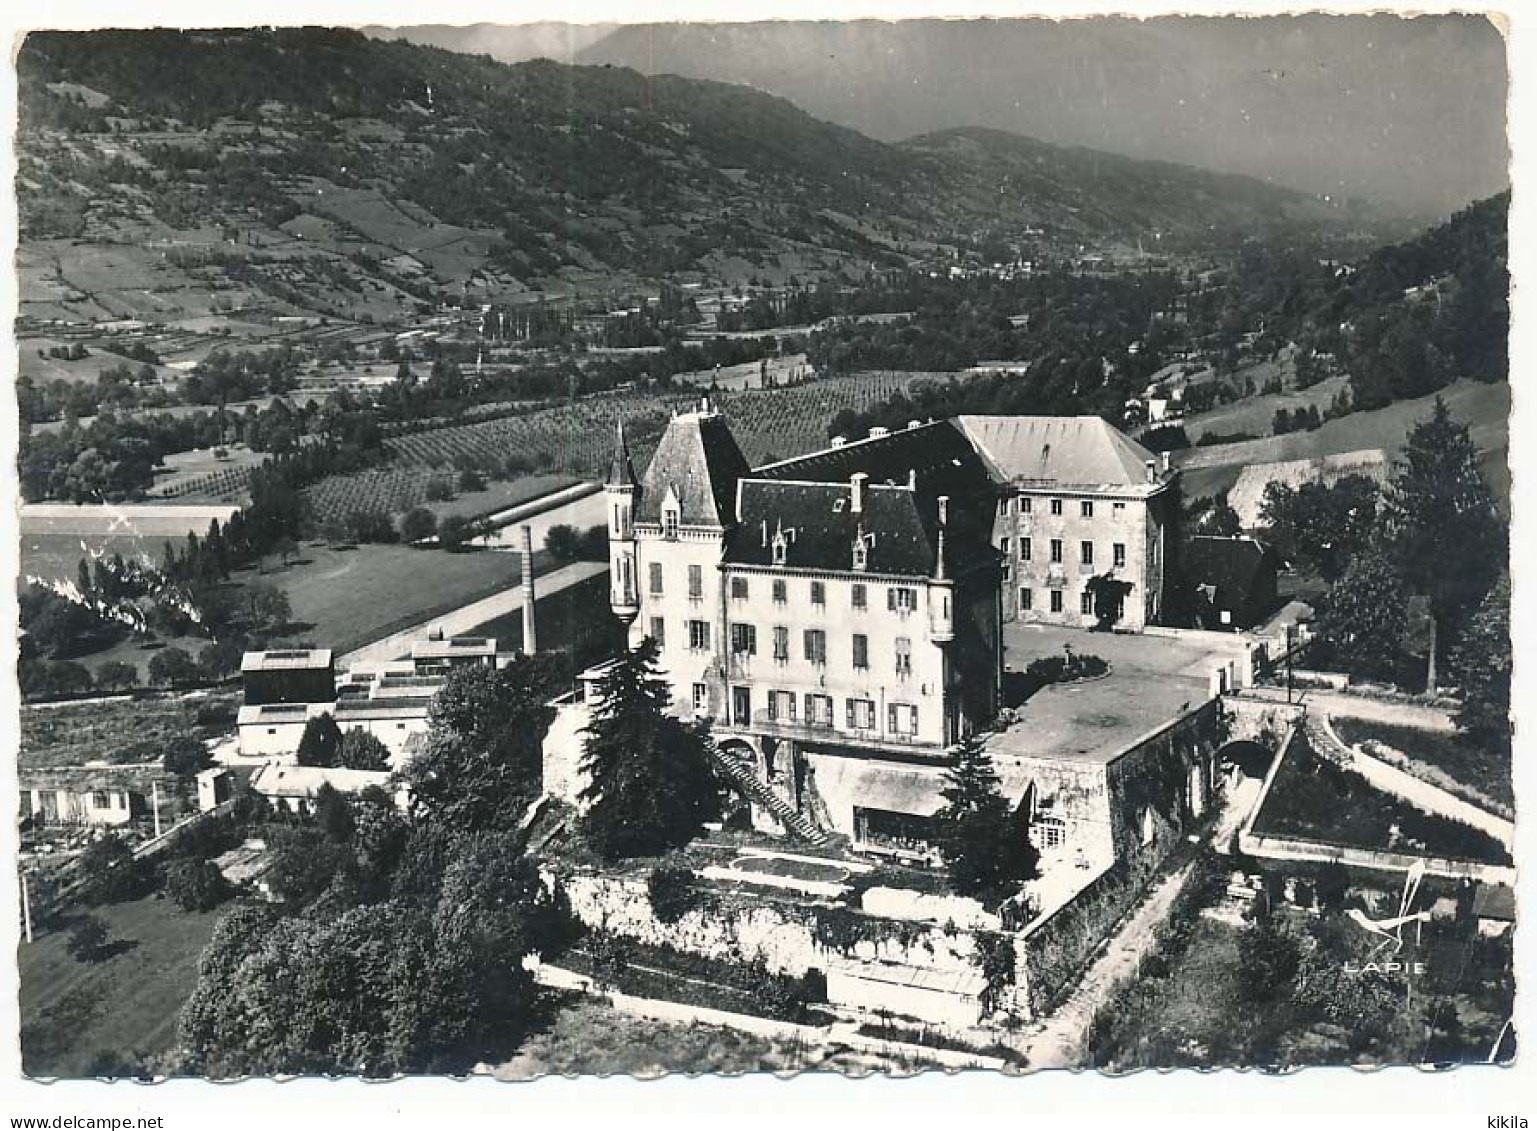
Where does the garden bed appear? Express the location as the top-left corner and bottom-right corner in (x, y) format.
(1251, 733), (1511, 865)
(559, 938), (832, 1027)
(1330, 718), (1512, 811)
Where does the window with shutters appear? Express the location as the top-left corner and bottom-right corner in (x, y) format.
(804, 629), (827, 665)
(687, 564), (703, 600)
(804, 693), (833, 726)
(1021, 536), (1032, 562)
(889, 586), (917, 613)
(852, 634), (869, 670)
(888, 703), (918, 736)
(1081, 540), (1094, 566)
(732, 686), (751, 726)
(1050, 539), (1063, 563)
(768, 689), (796, 722)
(688, 620), (711, 651)
(649, 562), (663, 595)
(847, 698), (876, 730)
(773, 625), (789, 663)
(730, 576), (749, 600)
(730, 623), (757, 655)
(649, 617), (666, 647)
(811, 580), (826, 606)
(772, 579), (787, 604)
(851, 583), (867, 610)
(895, 636), (912, 676)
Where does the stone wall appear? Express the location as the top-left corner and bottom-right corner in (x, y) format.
(553, 868), (1018, 1026)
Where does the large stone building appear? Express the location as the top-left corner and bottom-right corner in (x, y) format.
(605, 402), (1002, 845)
(956, 416), (1179, 629)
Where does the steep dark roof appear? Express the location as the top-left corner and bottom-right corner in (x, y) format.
(756, 419), (994, 507)
(1184, 536), (1279, 606)
(637, 409), (751, 527)
(726, 481), (938, 576)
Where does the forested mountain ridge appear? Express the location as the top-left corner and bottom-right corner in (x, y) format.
(19, 27), (1359, 300)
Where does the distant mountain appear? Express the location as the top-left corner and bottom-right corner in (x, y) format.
(576, 16), (1508, 217)
(363, 22), (615, 64)
(17, 28), (1357, 315)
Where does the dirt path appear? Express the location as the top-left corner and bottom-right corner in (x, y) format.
(1241, 685), (1456, 732)
(1011, 860), (1196, 1070)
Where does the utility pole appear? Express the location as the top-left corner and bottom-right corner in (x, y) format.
(151, 780), (163, 839)
(21, 872), (33, 944)
(1285, 623), (1296, 705)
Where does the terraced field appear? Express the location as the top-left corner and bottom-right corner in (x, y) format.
(384, 370), (965, 478)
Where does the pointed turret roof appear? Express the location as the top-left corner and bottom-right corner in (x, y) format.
(607, 418), (638, 488)
(636, 405), (750, 527)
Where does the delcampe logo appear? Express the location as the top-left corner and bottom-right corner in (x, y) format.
(1343, 860), (1430, 974)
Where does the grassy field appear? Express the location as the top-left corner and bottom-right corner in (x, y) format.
(1331, 718), (1513, 810)
(250, 542), (545, 655)
(1182, 374), (1348, 443)
(1173, 380), (1510, 508)
(19, 894), (228, 1078)
(468, 571), (623, 670)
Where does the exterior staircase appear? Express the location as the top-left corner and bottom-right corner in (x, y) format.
(704, 741), (832, 846)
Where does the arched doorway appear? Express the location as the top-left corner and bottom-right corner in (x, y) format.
(1219, 739), (1274, 781)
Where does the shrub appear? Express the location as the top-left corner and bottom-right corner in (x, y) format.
(163, 858), (232, 912)
(93, 661), (140, 692)
(424, 475), (455, 502)
(78, 833), (154, 905)
(457, 468), (486, 492)
(1024, 652), (1108, 687)
(147, 646), (198, 688)
(646, 864), (701, 925)
(399, 506), (437, 544)
(437, 515), (477, 550)
(67, 915), (110, 962)
(163, 732), (212, 778)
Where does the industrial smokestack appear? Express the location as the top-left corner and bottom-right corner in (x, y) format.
(521, 525), (537, 655)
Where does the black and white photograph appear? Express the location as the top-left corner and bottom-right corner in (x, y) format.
(4, 4), (1522, 1097)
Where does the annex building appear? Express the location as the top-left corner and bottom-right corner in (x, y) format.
(956, 415), (1179, 630)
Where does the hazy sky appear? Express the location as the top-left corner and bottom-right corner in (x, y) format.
(373, 16), (1508, 216)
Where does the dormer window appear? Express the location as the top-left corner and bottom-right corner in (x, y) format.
(852, 536), (868, 572)
(663, 507), (680, 539)
(772, 531), (788, 566)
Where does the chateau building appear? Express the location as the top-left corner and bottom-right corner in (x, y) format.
(605, 402), (1002, 849)
(955, 416), (1179, 630)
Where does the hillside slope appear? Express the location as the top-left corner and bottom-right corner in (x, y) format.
(19, 27), (1352, 322)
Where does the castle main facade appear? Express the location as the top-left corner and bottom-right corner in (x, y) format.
(600, 401), (1180, 852)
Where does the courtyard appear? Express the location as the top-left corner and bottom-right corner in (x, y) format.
(994, 623), (1244, 766)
